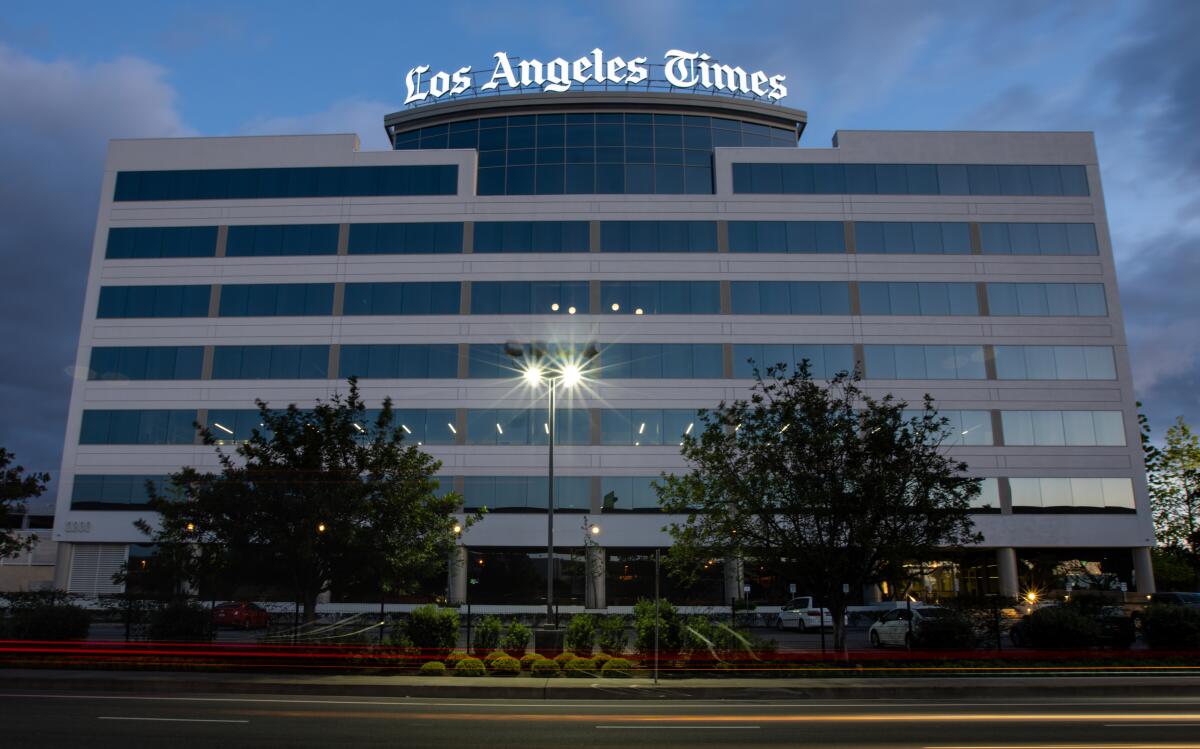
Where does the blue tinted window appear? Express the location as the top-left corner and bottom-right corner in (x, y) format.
(987, 283), (1107, 316)
(600, 281), (720, 314)
(729, 221), (845, 253)
(994, 345), (1117, 380)
(114, 165), (458, 201)
(980, 223), (1099, 256)
(733, 343), (854, 378)
(600, 343), (724, 378)
(859, 283), (978, 316)
(347, 222), (463, 255)
(600, 221), (717, 252)
(470, 281), (589, 314)
(865, 345), (986, 379)
(106, 227), (217, 259)
(467, 409), (589, 446)
(473, 222), (588, 253)
(729, 282), (851, 314)
(600, 476), (661, 512)
(339, 344), (457, 378)
(462, 476), (589, 512)
(88, 346), (203, 380)
(600, 409), (701, 445)
(217, 284), (333, 316)
(732, 163), (1089, 196)
(855, 222), (970, 254)
(226, 224), (339, 256)
(343, 282), (461, 315)
(80, 410), (197, 444)
(71, 474), (171, 510)
(97, 285), (210, 318)
(211, 345), (329, 379)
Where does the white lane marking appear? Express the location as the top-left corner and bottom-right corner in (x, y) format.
(98, 717), (248, 724)
(5, 693), (1200, 710)
(597, 726), (760, 729)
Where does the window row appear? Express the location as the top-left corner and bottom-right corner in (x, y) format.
(106, 227), (217, 259)
(80, 343), (1122, 384)
(104, 220), (1102, 259)
(79, 410), (198, 445)
(89, 346), (203, 381)
(994, 345), (1116, 380)
(1009, 477), (1135, 513)
(94, 281), (1111, 318)
(462, 476), (591, 512)
(113, 165), (458, 202)
(981, 223), (1099, 256)
(987, 283), (1107, 317)
(477, 163), (713, 196)
(1001, 410), (1126, 447)
(226, 224), (339, 257)
(732, 163), (1089, 197)
(70, 475), (171, 510)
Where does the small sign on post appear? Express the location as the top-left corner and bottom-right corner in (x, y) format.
(788, 583), (797, 594)
(1120, 582), (1128, 592)
(743, 584), (751, 593)
(842, 583), (850, 594)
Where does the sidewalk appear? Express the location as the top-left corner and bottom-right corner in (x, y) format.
(6, 668), (1200, 700)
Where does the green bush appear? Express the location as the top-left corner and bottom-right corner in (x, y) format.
(531, 659), (560, 677)
(634, 598), (682, 654)
(489, 654), (521, 675)
(419, 661), (447, 676)
(520, 653), (545, 670)
(482, 649), (508, 667)
(148, 601), (213, 642)
(597, 615), (627, 655)
(592, 652), (613, 668)
(2, 602), (91, 641)
(501, 620), (531, 657)
(553, 651), (578, 666)
(455, 657), (486, 677)
(601, 657), (635, 678)
(444, 651), (469, 667)
(565, 613), (595, 655)
(1025, 606), (1100, 649)
(473, 615), (503, 654)
(406, 605), (459, 657)
(914, 612), (977, 649)
(1142, 605), (1200, 650)
(563, 657), (598, 677)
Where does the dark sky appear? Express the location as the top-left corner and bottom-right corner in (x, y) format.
(1, 1), (1197, 513)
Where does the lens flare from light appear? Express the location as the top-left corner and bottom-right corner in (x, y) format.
(561, 363), (582, 388)
(523, 365), (543, 386)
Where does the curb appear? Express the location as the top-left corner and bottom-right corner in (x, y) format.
(8, 670), (1200, 700)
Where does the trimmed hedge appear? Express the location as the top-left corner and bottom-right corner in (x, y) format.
(419, 661), (447, 676)
(489, 655), (521, 676)
(501, 620), (531, 657)
(1024, 606), (1100, 649)
(601, 658), (635, 678)
(565, 613), (595, 655)
(3, 604), (91, 641)
(597, 615), (627, 655)
(1142, 605), (1200, 650)
(444, 651), (469, 668)
(482, 650), (508, 667)
(520, 653), (545, 670)
(563, 657), (597, 677)
(406, 605), (459, 657)
(531, 659), (560, 677)
(455, 657), (485, 677)
(553, 651), (578, 666)
(592, 652), (613, 669)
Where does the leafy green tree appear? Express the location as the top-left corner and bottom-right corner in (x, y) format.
(1, 448), (49, 559)
(656, 365), (981, 650)
(136, 378), (470, 620)
(1149, 416), (1200, 572)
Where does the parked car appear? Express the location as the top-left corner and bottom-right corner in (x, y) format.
(1008, 604), (1135, 649)
(868, 606), (952, 648)
(776, 597), (833, 632)
(212, 601), (270, 630)
(1149, 592), (1200, 609)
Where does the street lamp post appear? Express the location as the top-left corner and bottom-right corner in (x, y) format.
(507, 341), (595, 627)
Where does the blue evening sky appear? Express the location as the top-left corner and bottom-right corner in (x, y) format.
(1, 1), (1197, 501)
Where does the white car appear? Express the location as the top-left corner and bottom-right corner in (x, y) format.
(868, 606), (951, 648)
(776, 596), (833, 632)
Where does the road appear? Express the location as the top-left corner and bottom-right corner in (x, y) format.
(4, 689), (1200, 748)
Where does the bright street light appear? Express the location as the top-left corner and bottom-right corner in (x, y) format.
(560, 363), (582, 388)
(523, 365), (543, 386)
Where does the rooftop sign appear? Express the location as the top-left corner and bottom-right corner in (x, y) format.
(404, 49), (788, 106)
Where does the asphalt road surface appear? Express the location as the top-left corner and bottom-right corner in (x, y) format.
(4, 690), (1200, 748)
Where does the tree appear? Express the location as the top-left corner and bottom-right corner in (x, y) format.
(1149, 416), (1200, 575)
(138, 378), (471, 620)
(1, 448), (49, 559)
(656, 364), (981, 650)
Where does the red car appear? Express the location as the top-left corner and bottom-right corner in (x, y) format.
(212, 602), (271, 630)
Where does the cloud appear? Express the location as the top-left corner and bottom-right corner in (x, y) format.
(0, 44), (190, 507)
(241, 97), (400, 151)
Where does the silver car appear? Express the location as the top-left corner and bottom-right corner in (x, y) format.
(868, 606), (951, 648)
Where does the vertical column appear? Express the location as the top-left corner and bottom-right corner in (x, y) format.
(336, 224), (349, 256)
(462, 222), (474, 254)
(996, 547), (1019, 599)
(52, 540), (73, 590)
(1132, 547), (1156, 594)
(589, 221), (601, 253)
(215, 226), (229, 257)
(448, 545), (468, 605)
(585, 545), (606, 610)
(724, 557), (745, 602)
(716, 220), (729, 253)
(862, 582), (882, 604)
